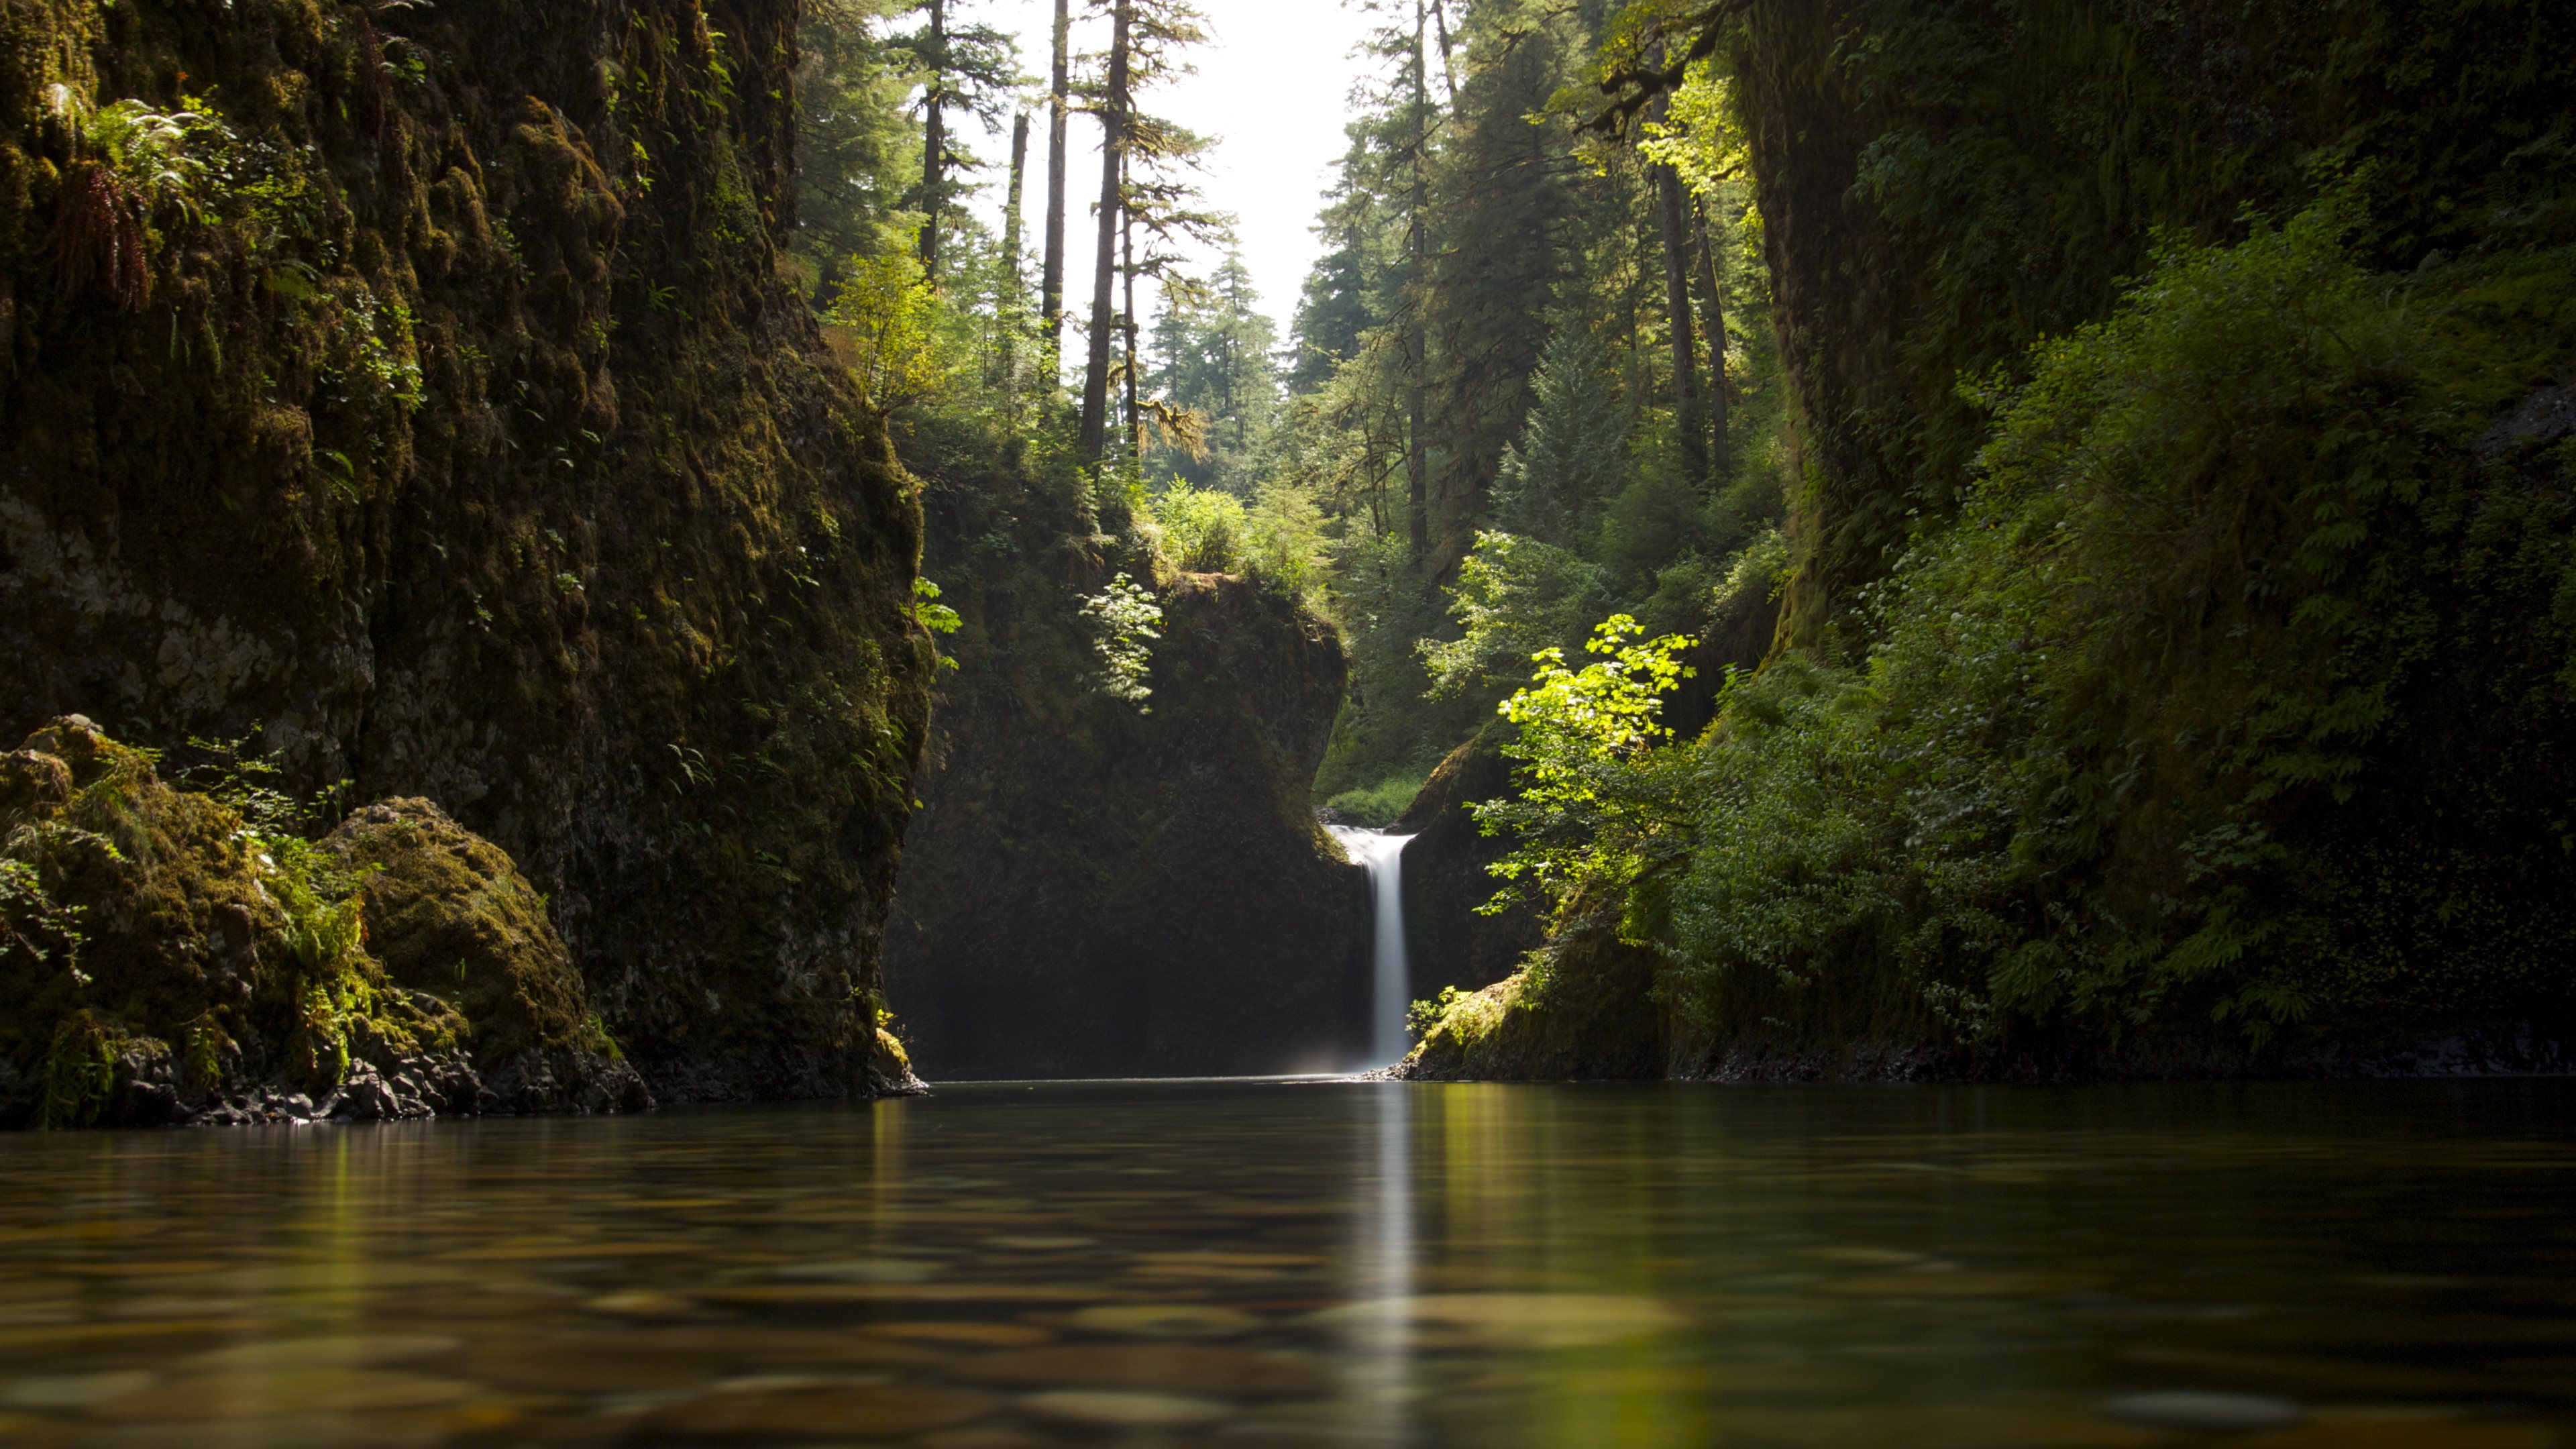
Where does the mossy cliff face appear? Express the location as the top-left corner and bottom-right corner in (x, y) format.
(0, 718), (645, 1126)
(0, 2), (934, 1097)
(1739, 0), (2576, 649)
(881, 453), (1363, 1079)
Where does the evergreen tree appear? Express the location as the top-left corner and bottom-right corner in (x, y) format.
(904, 0), (1020, 284)
(1490, 327), (1625, 545)
(1145, 252), (1281, 491)
(1289, 132), (1395, 395)
(798, 0), (922, 296)
(1076, 0), (1216, 465)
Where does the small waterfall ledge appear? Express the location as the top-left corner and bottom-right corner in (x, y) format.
(1330, 826), (1418, 1068)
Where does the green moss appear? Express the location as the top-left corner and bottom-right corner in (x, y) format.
(1, 718), (642, 1126)
(36, 1010), (125, 1130)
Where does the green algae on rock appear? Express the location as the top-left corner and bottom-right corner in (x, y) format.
(0, 717), (641, 1127)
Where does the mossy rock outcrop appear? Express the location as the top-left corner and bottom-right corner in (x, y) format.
(1391, 737), (1543, 1006)
(0, 718), (646, 1126)
(879, 435), (1365, 1077)
(1399, 910), (1668, 1083)
(324, 798), (651, 1114)
(0, 0), (933, 1099)
(885, 564), (1366, 1079)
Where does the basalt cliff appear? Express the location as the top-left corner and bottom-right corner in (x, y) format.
(1, 0), (935, 1118)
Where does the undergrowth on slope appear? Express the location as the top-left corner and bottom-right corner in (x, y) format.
(1478, 199), (2576, 1060)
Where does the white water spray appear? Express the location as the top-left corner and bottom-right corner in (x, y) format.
(1329, 826), (1417, 1067)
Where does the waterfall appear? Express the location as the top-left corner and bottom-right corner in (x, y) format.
(1329, 826), (1417, 1067)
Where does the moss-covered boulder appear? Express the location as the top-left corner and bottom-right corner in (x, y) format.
(0, 718), (647, 1126)
(1399, 906), (1669, 1083)
(325, 799), (649, 1114)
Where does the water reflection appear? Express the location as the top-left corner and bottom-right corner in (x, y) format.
(0, 1081), (2569, 1446)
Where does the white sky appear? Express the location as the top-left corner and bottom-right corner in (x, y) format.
(953, 0), (1383, 356)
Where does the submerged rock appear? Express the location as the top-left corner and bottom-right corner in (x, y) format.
(0, 718), (645, 1127)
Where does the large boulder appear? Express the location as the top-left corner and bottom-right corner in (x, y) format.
(1399, 903), (1669, 1082)
(325, 799), (653, 1114)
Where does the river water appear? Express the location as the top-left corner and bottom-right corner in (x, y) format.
(1, 1079), (2571, 1448)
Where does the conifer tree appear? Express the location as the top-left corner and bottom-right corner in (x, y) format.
(906, 0), (1018, 285)
(1491, 327), (1626, 545)
(1077, 0), (1212, 464)
(798, 0), (920, 298)
(1041, 0), (1071, 370)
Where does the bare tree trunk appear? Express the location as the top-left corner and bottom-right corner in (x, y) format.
(1693, 196), (1729, 478)
(1122, 190), (1140, 463)
(1000, 109), (1030, 390)
(918, 0), (947, 281)
(1404, 0), (1430, 562)
(1040, 0), (1070, 376)
(1656, 158), (1705, 478)
(1077, 0), (1130, 462)
(1429, 0), (1461, 121)
(1648, 87), (1704, 478)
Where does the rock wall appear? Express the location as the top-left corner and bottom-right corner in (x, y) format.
(1392, 737), (1540, 1006)
(881, 447), (1364, 1079)
(0, 1), (934, 1099)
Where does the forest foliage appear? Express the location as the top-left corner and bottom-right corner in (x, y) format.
(790, 0), (2571, 1064)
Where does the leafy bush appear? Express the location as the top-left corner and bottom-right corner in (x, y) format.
(1322, 773), (1424, 826)
(1150, 482), (1249, 573)
(1078, 572), (1165, 710)
(826, 253), (948, 408)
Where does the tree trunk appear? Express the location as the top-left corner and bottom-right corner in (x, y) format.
(1693, 196), (1729, 477)
(1656, 157), (1705, 478)
(1078, 0), (1130, 462)
(918, 0), (947, 281)
(1404, 0), (1430, 561)
(1041, 0), (1070, 376)
(1648, 83), (1704, 478)
(1429, 0), (1461, 121)
(1000, 109), (1030, 390)
(1122, 189), (1140, 463)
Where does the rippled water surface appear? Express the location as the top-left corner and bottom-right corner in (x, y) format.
(2, 1080), (2573, 1448)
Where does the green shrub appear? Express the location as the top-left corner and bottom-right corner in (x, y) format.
(1323, 773), (1426, 827)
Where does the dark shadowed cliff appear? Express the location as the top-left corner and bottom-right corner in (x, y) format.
(880, 439), (1365, 1081)
(1, 0), (934, 1104)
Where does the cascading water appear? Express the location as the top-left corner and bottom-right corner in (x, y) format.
(1328, 826), (1417, 1067)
